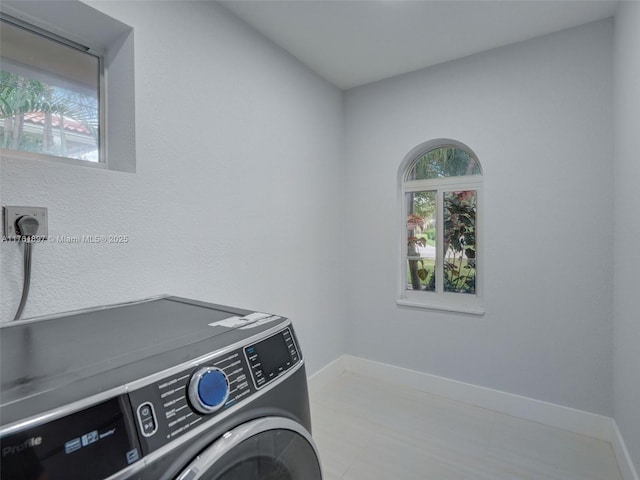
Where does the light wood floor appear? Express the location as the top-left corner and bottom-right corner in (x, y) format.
(310, 372), (623, 480)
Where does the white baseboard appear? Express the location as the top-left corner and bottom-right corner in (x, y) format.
(309, 354), (638, 480)
(611, 420), (640, 480)
(307, 355), (347, 397)
(343, 355), (611, 440)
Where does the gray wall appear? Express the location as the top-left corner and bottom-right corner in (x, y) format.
(344, 20), (614, 416)
(0, 1), (346, 375)
(614, 1), (640, 471)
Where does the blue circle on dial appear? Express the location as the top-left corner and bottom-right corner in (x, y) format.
(198, 369), (229, 408)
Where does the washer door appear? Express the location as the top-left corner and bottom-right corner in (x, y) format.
(175, 417), (322, 480)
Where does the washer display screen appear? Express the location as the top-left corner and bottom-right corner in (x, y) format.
(0, 396), (140, 480)
(245, 328), (300, 389)
(254, 333), (291, 378)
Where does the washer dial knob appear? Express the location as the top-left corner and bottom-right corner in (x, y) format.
(188, 367), (230, 414)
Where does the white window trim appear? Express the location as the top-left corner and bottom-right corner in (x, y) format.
(397, 140), (484, 315)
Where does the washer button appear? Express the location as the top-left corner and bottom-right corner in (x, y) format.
(137, 402), (158, 437)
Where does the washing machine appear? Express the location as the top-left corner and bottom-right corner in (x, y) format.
(0, 296), (322, 480)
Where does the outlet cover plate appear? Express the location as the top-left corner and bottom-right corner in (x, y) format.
(3, 206), (48, 241)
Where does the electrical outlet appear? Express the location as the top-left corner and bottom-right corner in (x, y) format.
(2, 206), (48, 241)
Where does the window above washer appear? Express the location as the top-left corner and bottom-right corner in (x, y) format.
(1, 16), (103, 164)
(0, 1), (135, 173)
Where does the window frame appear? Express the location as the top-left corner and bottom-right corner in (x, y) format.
(0, 14), (106, 167)
(398, 140), (485, 315)
(0, 0), (135, 173)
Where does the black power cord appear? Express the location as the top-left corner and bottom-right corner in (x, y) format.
(13, 216), (39, 321)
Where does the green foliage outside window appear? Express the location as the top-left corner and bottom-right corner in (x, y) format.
(443, 191), (476, 294)
(407, 146), (481, 180)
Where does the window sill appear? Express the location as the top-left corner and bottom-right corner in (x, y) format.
(396, 297), (485, 316)
(1, 149), (107, 170)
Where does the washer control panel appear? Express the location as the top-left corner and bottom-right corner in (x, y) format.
(128, 347), (252, 454)
(127, 326), (301, 455)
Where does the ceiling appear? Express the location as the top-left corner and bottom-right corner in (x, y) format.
(219, 0), (619, 90)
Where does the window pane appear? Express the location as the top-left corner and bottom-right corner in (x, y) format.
(407, 147), (480, 180)
(406, 191), (436, 292)
(0, 20), (100, 162)
(443, 190), (477, 294)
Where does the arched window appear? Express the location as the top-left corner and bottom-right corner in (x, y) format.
(399, 139), (483, 314)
